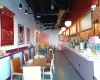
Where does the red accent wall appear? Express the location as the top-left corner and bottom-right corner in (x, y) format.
(66, 0), (92, 23)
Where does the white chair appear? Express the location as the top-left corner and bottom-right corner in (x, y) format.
(23, 53), (28, 63)
(34, 53), (39, 58)
(44, 59), (54, 80)
(23, 66), (42, 80)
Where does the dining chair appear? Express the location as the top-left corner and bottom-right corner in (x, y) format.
(24, 53), (28, 63)
(44, 59), (54, 80)
(46, 51), (54, 66)
(23, 66), (42, 80)
(10, 57), (23, 80)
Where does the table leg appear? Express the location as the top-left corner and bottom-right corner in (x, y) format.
(42, 67), (45, 80)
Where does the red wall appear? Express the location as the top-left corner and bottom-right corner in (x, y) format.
(66, 0), (92, 24)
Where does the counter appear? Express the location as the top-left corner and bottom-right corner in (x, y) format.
(63, 47), (100, 80)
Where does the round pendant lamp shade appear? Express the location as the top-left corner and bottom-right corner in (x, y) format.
(58, 30), (63, 34)
(65, 21), (72, 27)
(61, 27), (66, 31)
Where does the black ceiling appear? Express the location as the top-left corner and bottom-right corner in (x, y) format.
(25, 0), (72, 29)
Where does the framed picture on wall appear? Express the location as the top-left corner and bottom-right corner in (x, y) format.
(36, 32), (38, 43)
(26, 28), (30, 43)
(38, 32), (40, 42)
(18, 24), (24, 44)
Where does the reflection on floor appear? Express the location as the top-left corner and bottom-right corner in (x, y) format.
(13, 50), (83, 80)
(54, 50), (83, 80)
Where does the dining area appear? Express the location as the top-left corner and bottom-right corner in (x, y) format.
(11, 48), (55, 80)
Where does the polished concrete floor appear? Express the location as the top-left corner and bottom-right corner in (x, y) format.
(13, 50), (83, 80)
(53, 50), (83, 80)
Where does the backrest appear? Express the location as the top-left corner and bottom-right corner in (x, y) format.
(23, 66), (41, 80)
(24, 53), (28, 63)
(11, 57), (21, 73)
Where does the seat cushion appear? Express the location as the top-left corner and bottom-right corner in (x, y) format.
(15, 69), (23, 73)
(47, 59), (51, 63)
(44, 68), (50, 72)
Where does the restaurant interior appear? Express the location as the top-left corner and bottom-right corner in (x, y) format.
(0, 0), (99, 80)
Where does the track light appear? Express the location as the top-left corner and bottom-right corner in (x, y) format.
(25, 9), (28, 14)
(19, 3), (22, 9)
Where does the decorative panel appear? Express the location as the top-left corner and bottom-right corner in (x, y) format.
(0, 7), (14, 46)
(18, 24), (24, 44)
(70, 24), (76, 35)
(80, 12), (92, 31)
(26, 28), (30, 43)
(66, 29), (69, 36)
(36, 32), (38, 43)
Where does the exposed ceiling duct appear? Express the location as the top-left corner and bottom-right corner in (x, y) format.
(25, 0), (72, 30)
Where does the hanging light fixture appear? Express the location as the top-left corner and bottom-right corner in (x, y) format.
(25, 9), (28, 14)
(51, 4), (54, 10)
(61, 27), (66, 31)
(58, 30), (63, 34)
(65, 21), (72, 27)
(91, 5), (96, 10)
(19, 3), (22, 9)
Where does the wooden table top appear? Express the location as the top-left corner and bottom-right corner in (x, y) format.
(23, 58), (47, 68)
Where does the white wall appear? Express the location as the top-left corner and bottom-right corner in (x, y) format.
(0, 0), (40, 50)
(41, 30), (59, 47)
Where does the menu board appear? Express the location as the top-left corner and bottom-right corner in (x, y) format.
(80, 12), (92, 31)
(76, 22), (80, 32)
(0, 10), (14, 46)
(70, 24), (76, 35)
(59, 35), (62, 40)
(66, 29), (69, 36)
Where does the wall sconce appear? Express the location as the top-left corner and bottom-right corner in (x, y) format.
(19, 3), (22, 9)
(65, 21), (72, 27)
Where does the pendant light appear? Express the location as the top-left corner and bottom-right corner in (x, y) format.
(65, 21), (72, 27)
(58, 30), (63, 34)
(61, 27), (66, 31)
(19, 3), (22, 9)
(25, 9), (28, 14)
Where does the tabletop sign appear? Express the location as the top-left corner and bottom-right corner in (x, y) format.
(0, 7), (14, 46)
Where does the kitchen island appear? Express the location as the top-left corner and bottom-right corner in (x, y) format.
(63, 47), (100, 80)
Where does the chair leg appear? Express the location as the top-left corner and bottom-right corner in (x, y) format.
(10, 74), (13, 80)
(50, 73), (53, 80)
